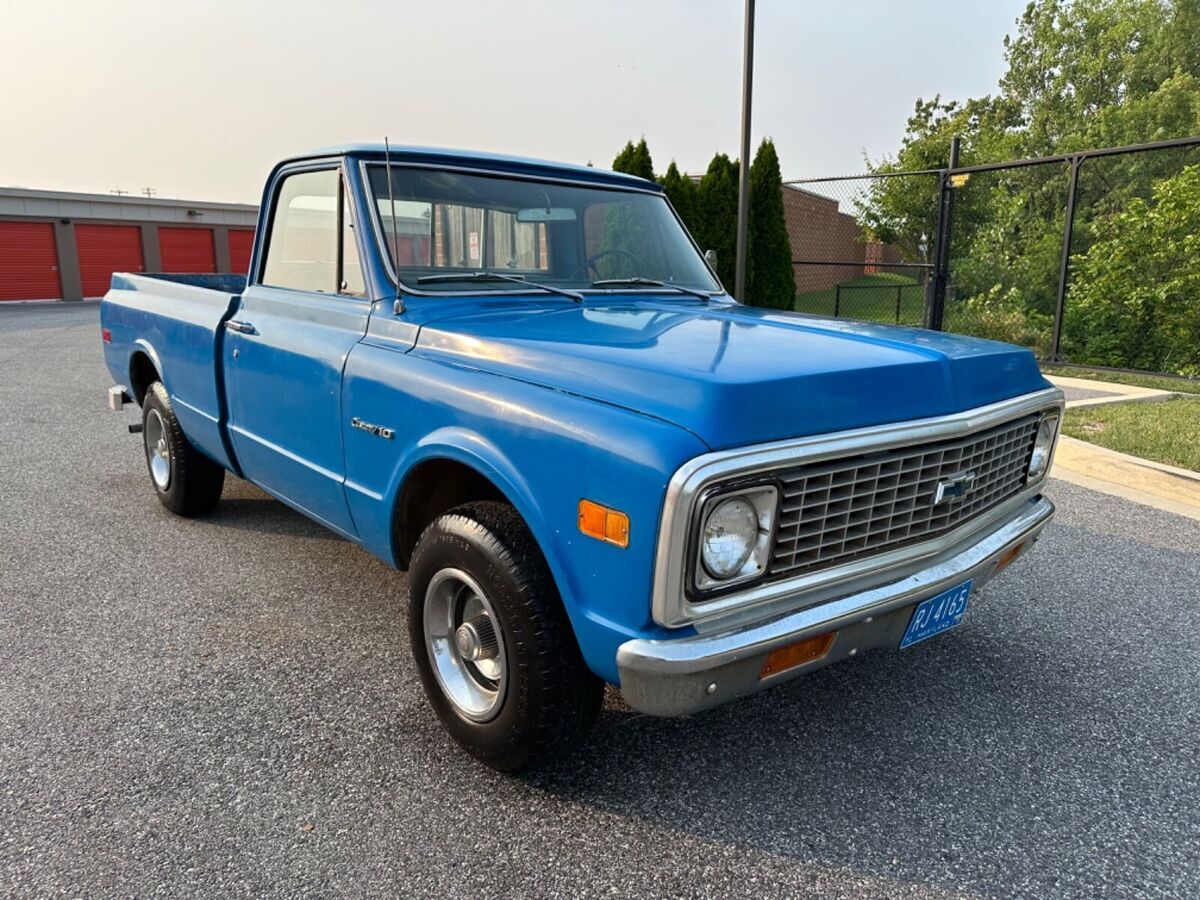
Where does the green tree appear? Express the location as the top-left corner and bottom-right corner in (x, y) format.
(1065, 163), (1200, 374)
(695, 153), (739, 289)
(746, 138), (796, 309)
(599, 138), (661, 279)
(861, 0), (1200, 364)
(611, 138), (655, 181)
(1000, 0), (1200, 156)
(659, 161), (699, 236)
(860, 95), (1015, 265)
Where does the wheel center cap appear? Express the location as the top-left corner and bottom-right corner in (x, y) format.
(455, 615), (499, 662)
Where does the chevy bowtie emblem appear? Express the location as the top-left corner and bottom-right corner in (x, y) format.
(351, 417), (394, 440)
(933, 470), (976, 505)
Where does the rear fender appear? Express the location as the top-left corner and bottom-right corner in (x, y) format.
(131, 338), (166, 396)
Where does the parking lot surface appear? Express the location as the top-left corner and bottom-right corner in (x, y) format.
(3, 303), (1198, 898)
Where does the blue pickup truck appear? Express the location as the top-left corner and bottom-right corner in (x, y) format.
(101, 144), (1062, 770)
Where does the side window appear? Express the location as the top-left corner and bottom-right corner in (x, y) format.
(379, 199), (433, 267)
(431, 204), (485, 268)
(262, 169), (338, 292)
(427, 205), (549, 271)
(340, 181), (365, 296)
(486, 210), (549, 272)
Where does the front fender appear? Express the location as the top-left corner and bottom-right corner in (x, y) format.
(342, 347), (708, 683)
(390, 425), (549, 560)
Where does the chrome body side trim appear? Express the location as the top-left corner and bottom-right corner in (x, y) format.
(652, 387), (1064, 628)
(620, 494), (1054, 717)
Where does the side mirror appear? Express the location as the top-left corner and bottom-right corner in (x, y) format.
(704, 249), (718, 268)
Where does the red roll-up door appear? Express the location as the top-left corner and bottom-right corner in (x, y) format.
(0, 221), (61, 301)
(159, 227), (216, 273)
(227, 229), (255, 274)
(76, 224), (144, 298)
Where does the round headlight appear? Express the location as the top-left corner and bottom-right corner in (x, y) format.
(1028, 415), (1058, 478)
(701, 496), (759, 579)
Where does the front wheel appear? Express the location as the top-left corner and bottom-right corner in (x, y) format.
(408, 501), (604, 771)
(141, 381), (225, 517)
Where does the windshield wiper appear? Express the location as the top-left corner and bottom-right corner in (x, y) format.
(590, 277), (713, 302)
(416, 271), (582, 302)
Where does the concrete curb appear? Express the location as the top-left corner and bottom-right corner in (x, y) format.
(1051, 435), (1200, 521)
(1044, 374), (1178, 408)
(1051, 467), (1200, 523)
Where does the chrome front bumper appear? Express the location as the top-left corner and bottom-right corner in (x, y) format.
(617, 495), (1054, 717)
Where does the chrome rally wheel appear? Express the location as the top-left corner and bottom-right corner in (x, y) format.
(143, 406), (172, 489)
(407, 502), (604, 771)
(140, 381), (225, 517)
(423, 567), (508, 722)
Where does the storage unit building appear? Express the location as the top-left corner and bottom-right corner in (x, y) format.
(0, 187), (258, 301)
(0, 221), (61, 301)
(76, 224), (145, 298)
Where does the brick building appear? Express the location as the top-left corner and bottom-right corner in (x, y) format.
(781, 184), (902, 294)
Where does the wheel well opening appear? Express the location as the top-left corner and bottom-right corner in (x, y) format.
(393, 459), (506, 569)
(128, 352), (159, 405)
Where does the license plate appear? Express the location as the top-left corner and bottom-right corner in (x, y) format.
(899, 580), (972, 649)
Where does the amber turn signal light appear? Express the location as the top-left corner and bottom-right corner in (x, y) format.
(760, 631), (836, 679)
(578, 499), (630, 548)
(991, 543), (1024, 577)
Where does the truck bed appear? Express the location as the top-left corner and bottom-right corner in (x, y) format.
(100, 272), (245, 472)
(132, 272), (248, 293)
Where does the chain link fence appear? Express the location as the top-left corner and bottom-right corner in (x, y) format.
(941, 159), (1071, 357)
(786, 135), (1200, 378)
(784, 174), (938, 326)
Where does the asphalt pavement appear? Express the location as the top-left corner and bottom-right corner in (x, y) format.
(2, 302), (1198, 898)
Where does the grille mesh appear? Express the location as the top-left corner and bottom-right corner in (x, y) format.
(768, 415), (1040, 581)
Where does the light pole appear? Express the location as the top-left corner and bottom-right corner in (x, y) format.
(734, 0), (755, 303)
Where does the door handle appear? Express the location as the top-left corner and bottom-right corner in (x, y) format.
(225, 320), (256, 334)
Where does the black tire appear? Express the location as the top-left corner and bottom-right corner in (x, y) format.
(141, 381), (225, 517)
(408, 501), (604, 771)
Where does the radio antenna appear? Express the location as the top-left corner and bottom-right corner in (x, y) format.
(384, 137), (404, 314)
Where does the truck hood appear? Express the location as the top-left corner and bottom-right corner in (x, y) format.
(413, 299), (1050, 451)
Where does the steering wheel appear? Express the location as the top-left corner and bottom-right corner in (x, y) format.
(585, 248), (642, 279)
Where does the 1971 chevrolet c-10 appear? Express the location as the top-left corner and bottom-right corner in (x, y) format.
(101, 144), (1063, 770)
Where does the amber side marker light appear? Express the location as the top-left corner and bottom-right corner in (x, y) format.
(760, 631), (837, 679)
(992, 543), (1024, 577)
(578, 499), (630, 548)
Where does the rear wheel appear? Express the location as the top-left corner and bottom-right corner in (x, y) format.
(141, 381), (225, 517)
(408, 501), (604, 771)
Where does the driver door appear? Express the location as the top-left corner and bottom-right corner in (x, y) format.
(223, 163), (369, 537)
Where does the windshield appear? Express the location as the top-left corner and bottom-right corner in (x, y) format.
(366, 165), (720, 295)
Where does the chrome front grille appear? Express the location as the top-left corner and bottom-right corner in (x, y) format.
(768, 414), (1040, 581)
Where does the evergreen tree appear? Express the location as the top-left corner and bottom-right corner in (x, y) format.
(695, 153), (739, 290)
(746, 138), (796, 309)
(659, 161), (699, 236)
(599, 138), (660, 280)
(611, 138), (655, 181)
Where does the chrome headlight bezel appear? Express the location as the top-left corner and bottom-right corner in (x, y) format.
(1027, 412), (1060, 480)
(690, 484), (779, 595)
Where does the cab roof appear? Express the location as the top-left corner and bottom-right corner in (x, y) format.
(287, 143), (662, 193)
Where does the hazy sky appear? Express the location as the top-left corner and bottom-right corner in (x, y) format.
(0, 0), (1025, 203)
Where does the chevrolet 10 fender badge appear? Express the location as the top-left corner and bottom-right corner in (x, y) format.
(351, 417), (394, 440)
